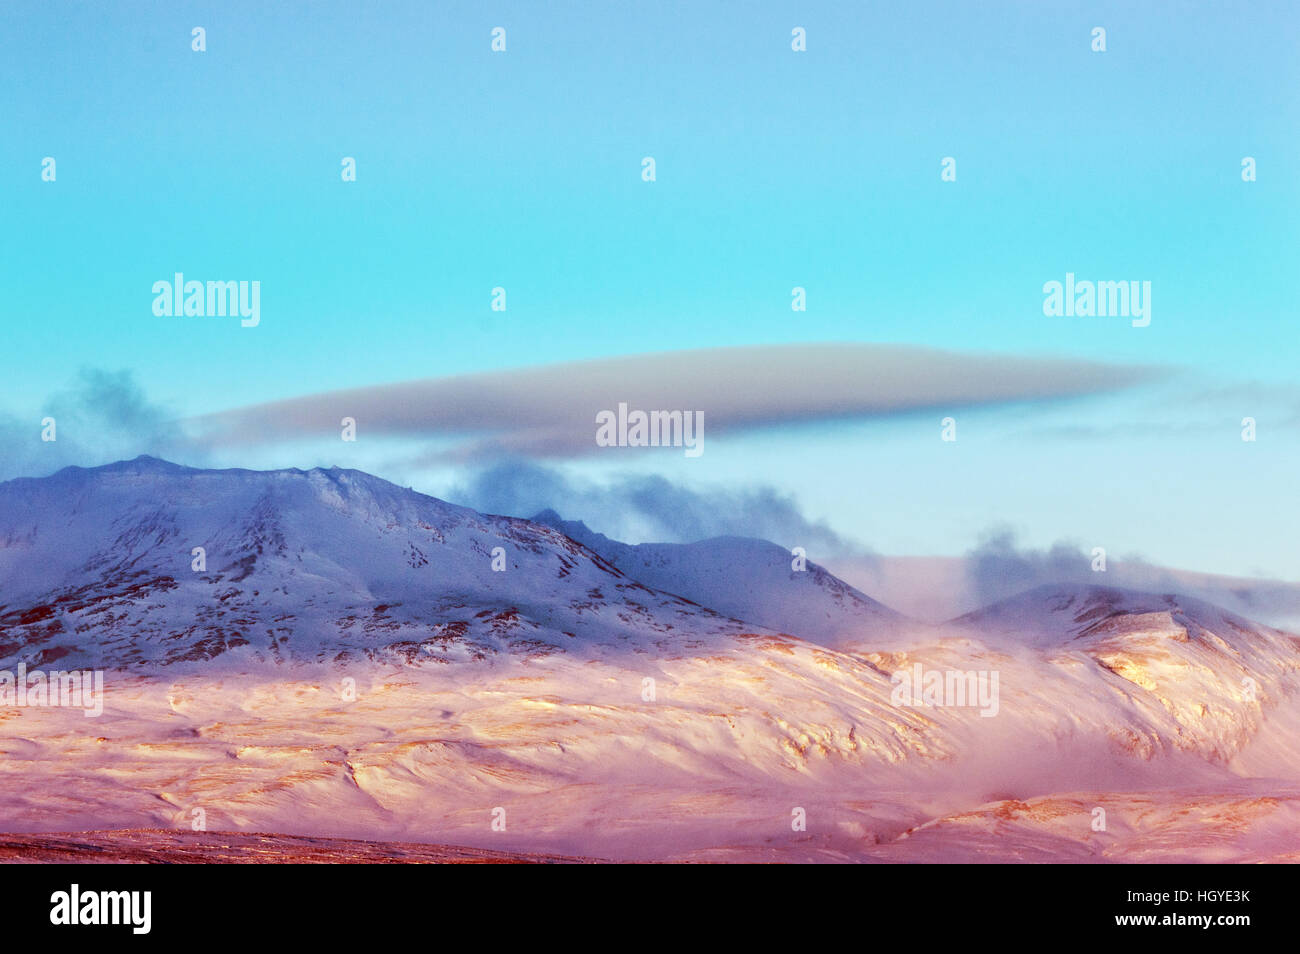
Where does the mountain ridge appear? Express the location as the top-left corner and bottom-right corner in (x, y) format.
(1, 458), (1294, 678)
(531, 507), (908, 650)
(0, 457), (755, 667)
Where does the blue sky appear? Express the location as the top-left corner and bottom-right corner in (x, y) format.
(1, 1), (1297, 580)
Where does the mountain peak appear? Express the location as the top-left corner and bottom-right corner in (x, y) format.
(0, 457), (772, 667)
(36, 454), (197, 483)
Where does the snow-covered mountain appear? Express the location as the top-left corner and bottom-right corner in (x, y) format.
(950, 582), (1296, 648)
(941, 583), (1300, 764)
(0, 457), (762, 667)
(2, 459), (1300, 860)
(531, 509), (906, 649)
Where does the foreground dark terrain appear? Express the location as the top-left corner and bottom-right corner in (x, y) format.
(0, 829), (587, 864)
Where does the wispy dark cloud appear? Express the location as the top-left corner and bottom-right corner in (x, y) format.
(965, 528), (1300, 629)
(0, 369), (197, 481)
(447, 459), (858, 555)
(966, 529), (1101, 604)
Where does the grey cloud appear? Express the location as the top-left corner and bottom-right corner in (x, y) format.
(190, 344), (1158, 461)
